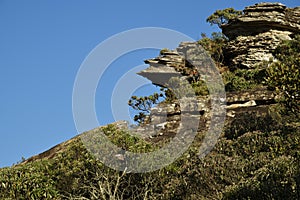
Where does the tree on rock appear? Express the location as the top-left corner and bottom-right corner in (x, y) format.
(206, 8), (242, 28)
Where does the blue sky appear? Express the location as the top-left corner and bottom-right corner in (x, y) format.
(0, 0), (298, 167)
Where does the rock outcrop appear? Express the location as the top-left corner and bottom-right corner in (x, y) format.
(136, 87), (276, 141)
(137, 41), (277, 140)
(20, 2), (297, 164)
(136, 3), (300, 140)
(138, 42), (211, 87)
(222, 2), (300, 68)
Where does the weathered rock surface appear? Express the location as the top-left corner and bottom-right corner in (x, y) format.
(140, 3), (300, 70)
(138, 88), (276, 140)
(137, 15), (283, 139)
(222, 3), (300, 39)
(140, 42), (221, 89)
(224, 29), (294, 68)
(222, 2), (300, 68)
(135, 3), (299, 141)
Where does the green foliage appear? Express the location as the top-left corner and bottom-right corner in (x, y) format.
(222, 67), (267, 92)
(128, 93), (163, 113)
(128, 76), (203, 123)
(223, 156), (300, 200)
(159, 48), (170, 55)
(266, 35), (300, 113)
(224, 111), (278, 140)
(0, 110), (299, 199)
(2, 8), (300, 200)
(101, 124), (154, 153)
(128, 92), (164, 123)
(0, 160), (58, 199)
(219, 118), (300, 199)
(129, 31), (228, 124)
(206, 8), (242, 28)
(191, 79), (209, 96)
(198, 32), (228, 64)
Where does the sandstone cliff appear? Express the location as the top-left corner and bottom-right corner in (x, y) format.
(222, 2), (300, 68)
(135, 2), (300, 141)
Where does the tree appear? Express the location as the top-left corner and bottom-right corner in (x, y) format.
(128, 77), (200, 124)
(206, 8), (242, 28)
(198, 32), (228, 64)
(128, 92), (164, 124)
(266, 35), (300, 113)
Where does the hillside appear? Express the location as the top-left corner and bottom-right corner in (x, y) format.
(0, 2), (299, 200)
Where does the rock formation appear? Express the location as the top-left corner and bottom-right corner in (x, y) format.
(138, 42), (212, 87)
(222, 2), (300, 68)
(20, 2), (297, 163)
(135, 87), (276, 141)
(136, 3), (300, 140)
(137, 42), (277, 140)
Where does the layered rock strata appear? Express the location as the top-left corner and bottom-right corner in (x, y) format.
(222, 3), (300, 68)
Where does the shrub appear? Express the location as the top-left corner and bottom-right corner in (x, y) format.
(0, 160), (58, 199)
(223, 156), (300, 200)
(266, 35), (300, 113)
(222, 67), (267, 92)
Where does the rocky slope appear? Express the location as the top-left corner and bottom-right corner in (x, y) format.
(1, 2), (299, 200)
(19, 2), (298, 168)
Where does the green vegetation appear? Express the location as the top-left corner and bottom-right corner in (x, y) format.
(198, 32), (228, 65)
(128, 86), (177, 124)
(206, 8), (242, 27)
(1, 110), (299, 199)
(266, 35), (300, 113)
(0, 160), (58, 199)
(1, 7), (299, 200)
(101, 124), (154, 153)
(128, 92), (164, 123)
(222, 66), (267, 91)
(159, 48), (170, 55)
(128, 30), (267, 122)
(128, 76), (208, 123)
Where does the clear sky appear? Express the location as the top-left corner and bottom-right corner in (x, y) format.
(0, 0), (298, 167)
